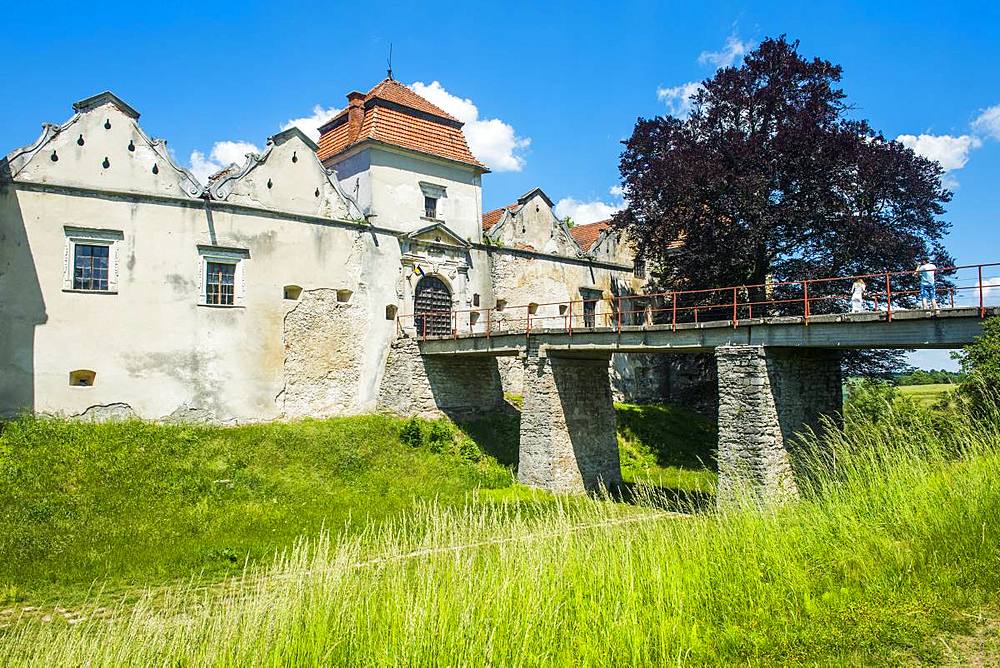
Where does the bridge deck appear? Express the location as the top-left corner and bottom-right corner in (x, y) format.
(417, 306), (998, 356)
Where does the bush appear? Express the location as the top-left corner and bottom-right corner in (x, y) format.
(955, 316), (1000, 410)
(399, 416), (488, 464)
(843, 378), (902, 424)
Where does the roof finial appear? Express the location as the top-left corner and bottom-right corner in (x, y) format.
(387, 43), (393, 80)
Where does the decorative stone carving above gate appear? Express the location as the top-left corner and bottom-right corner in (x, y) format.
(399, 223), (472, 334)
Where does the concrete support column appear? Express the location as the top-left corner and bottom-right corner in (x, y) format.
(715, 346), (842, 505)
(376, 336), (504, 418)
(518, 346), (622, 494)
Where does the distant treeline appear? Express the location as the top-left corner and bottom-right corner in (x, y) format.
(893, 369), (966, 386)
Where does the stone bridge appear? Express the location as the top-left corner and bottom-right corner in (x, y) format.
(379, 306), (997, 503)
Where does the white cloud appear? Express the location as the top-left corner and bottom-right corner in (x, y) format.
(972, 104), (1000, 141)
(188, 140), (261, 184)
(698, 34), (753, 68)
(410, 80), (530, 171)
(896, 133), (982, 172)
(981, 276), (1000, 303)
(282, 105), (341, 142)
(553, 184), (627, 226)
(555, 198), (623, 226)
(656, 81), (703, 118)
(656, 33), (752, 117)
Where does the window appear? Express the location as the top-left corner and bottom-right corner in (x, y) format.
(63, 226), (122, 293)
(73, 244), (110, 291)
(634, 257), (646, 279)
(205, 261), (236, 305)
(198, 245), (249, 307)
(583, 300), (597, 328)
(419, 181), (446, 219)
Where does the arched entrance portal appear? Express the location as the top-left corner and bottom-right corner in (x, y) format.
(414, 275), (452, 336)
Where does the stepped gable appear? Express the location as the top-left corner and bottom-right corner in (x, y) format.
(317, 78), (486, 170)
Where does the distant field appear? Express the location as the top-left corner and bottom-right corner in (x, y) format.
(898, 383), (958, 406)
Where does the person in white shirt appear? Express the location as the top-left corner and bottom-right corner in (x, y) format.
(850, 278), (866, 313)
(915, 258), (939, 311)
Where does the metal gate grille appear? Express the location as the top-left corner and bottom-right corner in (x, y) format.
(414, 275), (452, 336)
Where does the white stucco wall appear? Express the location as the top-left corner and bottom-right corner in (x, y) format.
(1, 93), (654, 421)
(365, 147), (483, 242)
(0, 186), (405, 421)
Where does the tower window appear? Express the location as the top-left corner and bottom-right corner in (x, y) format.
(424, 196), (438, 219)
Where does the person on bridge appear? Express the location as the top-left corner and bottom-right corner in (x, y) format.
(850, 278), (866, 313)
(916, 257), (940, 311)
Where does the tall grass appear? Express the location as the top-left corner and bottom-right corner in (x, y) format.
(3, 403), (1000, 664)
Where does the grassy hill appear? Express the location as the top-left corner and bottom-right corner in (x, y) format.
(2, 402), (999, 665)
(0, 415), (513, 602)
(0, 404), (717, 604)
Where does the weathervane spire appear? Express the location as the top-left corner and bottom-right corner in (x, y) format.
(387, 43), (393, 80)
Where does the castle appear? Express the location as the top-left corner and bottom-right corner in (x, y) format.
(0, 79), (661, 422)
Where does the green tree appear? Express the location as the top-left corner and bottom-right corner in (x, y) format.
(954, 316), (1000, 408)
(613, 36), (953, 375)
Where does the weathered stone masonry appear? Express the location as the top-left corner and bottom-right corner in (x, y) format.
(517, 344), (622, 493)
(376, 336), (504, 419)
(715, 346), (842, 504)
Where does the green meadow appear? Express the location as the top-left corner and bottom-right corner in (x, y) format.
(2, 390), (999, 664)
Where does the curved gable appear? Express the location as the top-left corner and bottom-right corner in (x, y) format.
(490, 189), (579, 256)
(2, 92), (202, 198)
(209, 127), (359, 220)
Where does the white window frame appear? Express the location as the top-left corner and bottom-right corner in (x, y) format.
(419, 181), (447, 220)
(197, 245), (249, 307)
(63, 226), (123, 293)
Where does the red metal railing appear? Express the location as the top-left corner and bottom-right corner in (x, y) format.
(396, 262), (1000, 340)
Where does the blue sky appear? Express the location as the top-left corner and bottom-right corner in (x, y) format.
(4, 1), (998, 369)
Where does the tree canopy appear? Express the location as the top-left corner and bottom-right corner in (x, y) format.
(613, 36), (953, 300)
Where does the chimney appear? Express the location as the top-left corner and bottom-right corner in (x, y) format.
(346, 91), (365, 143)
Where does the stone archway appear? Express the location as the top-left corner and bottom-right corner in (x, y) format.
(414, 275), (452, 336)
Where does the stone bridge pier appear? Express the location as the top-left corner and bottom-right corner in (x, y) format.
(714, 346), (843, 504)
(385, 336), (843, 504)
(377, 337), (505, 419)
(517, 344), (622, 494)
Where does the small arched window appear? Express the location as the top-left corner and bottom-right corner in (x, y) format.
(283, 285), (303, 300)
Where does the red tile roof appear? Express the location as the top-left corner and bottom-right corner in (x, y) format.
(570, 220), (610, 252)
(317, 78), (485, 170)
(481, 203), (519, 230)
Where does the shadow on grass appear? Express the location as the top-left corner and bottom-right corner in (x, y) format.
(457, 400), (718, 514)
(455, 399), (522, 468)
(614, 481), (715, 514)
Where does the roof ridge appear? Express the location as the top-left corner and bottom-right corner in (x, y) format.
(366, 78), (458, 123)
